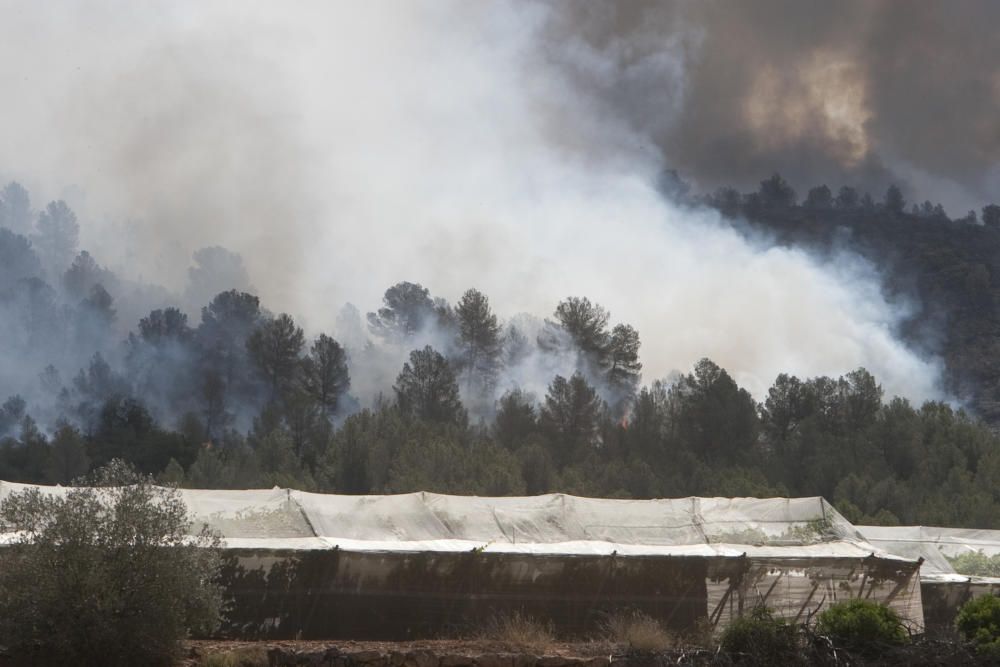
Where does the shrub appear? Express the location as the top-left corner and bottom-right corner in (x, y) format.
(719, 606), (800, 664)
(679, 617), (715, 650)
(602, 609), (672, 652)
(956, 594), (1000, 656)
(480, 610), (556, 652)
(0, 460), (223, 667)
(814, 599), (907, 655)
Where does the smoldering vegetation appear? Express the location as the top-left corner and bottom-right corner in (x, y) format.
(0, 179), (646, 441)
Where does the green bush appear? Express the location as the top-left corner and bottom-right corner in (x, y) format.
(815, 599), (907, 655)
(0, 460), (223, 667)
(956, 594), (1000, 656)
(719, 606), (800, 664)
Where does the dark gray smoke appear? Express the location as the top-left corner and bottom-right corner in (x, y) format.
(540, 0), (1000, 213)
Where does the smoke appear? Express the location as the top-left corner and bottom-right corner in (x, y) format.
(0, 1), (954, 409)
(541, 0), (1000, 215)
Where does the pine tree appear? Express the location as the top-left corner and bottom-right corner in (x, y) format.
(246, 313), (305, 400)
(455, 288), (502, 399)
(300, 334), (351, 418)
(367, 281), (435, 342)
(539, 373), (604, 466)
(606, 323), (642, 411)
(394, 346), (465, 425)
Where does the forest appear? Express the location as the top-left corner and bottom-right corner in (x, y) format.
(3, 177), (1000, 529)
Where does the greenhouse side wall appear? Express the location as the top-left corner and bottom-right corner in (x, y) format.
(707, 556), (924, 632)
(214, 549), (924, 640)
(216, 549), (712, 640)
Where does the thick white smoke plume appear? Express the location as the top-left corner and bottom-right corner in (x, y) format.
(0, 2), (943, 404)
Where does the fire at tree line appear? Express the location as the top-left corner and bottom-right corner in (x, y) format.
(2, 176), (1000, 530)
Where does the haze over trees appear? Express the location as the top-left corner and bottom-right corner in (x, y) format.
(697, 173), (1000, 423)
(2, 179), (1000, 530)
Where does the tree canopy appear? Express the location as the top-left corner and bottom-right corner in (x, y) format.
(0, 177), (999, 536)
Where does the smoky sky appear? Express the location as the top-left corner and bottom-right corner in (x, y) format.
(541, 0), (1000, 214)
(0, 1), (972, 405)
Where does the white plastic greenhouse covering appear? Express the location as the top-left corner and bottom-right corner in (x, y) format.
(0, 481), (905, 559)
(860, 525), (1000, 583)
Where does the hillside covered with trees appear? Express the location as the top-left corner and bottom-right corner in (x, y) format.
(696, 173), (1000, 422)
(2, 178), (1000, 529)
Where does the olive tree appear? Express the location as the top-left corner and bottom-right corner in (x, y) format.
(0, 460), (223, 666)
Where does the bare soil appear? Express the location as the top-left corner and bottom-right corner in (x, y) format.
(179, 637), (991, 667)
(183, 638), (619, 663)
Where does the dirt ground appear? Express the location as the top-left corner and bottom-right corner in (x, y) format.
(179, 637), (990, 667)
(181, 639), (633, 666)
(187, 638), (615, 654)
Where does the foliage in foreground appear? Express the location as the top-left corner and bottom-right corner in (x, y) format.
(718, 606), (800, 665)
(814, 599), (908, 656)
(956, 594), (1000, 656)
(0, 460), (223, 667)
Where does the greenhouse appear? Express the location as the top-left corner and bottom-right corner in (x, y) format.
(860, 525), (1000, 633)
(0, 482), (925, 639)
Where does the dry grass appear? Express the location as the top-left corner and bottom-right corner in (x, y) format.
(601, 610), (673, 652)
(480, 610), (557, 652)
(200, 647), (269, 667)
